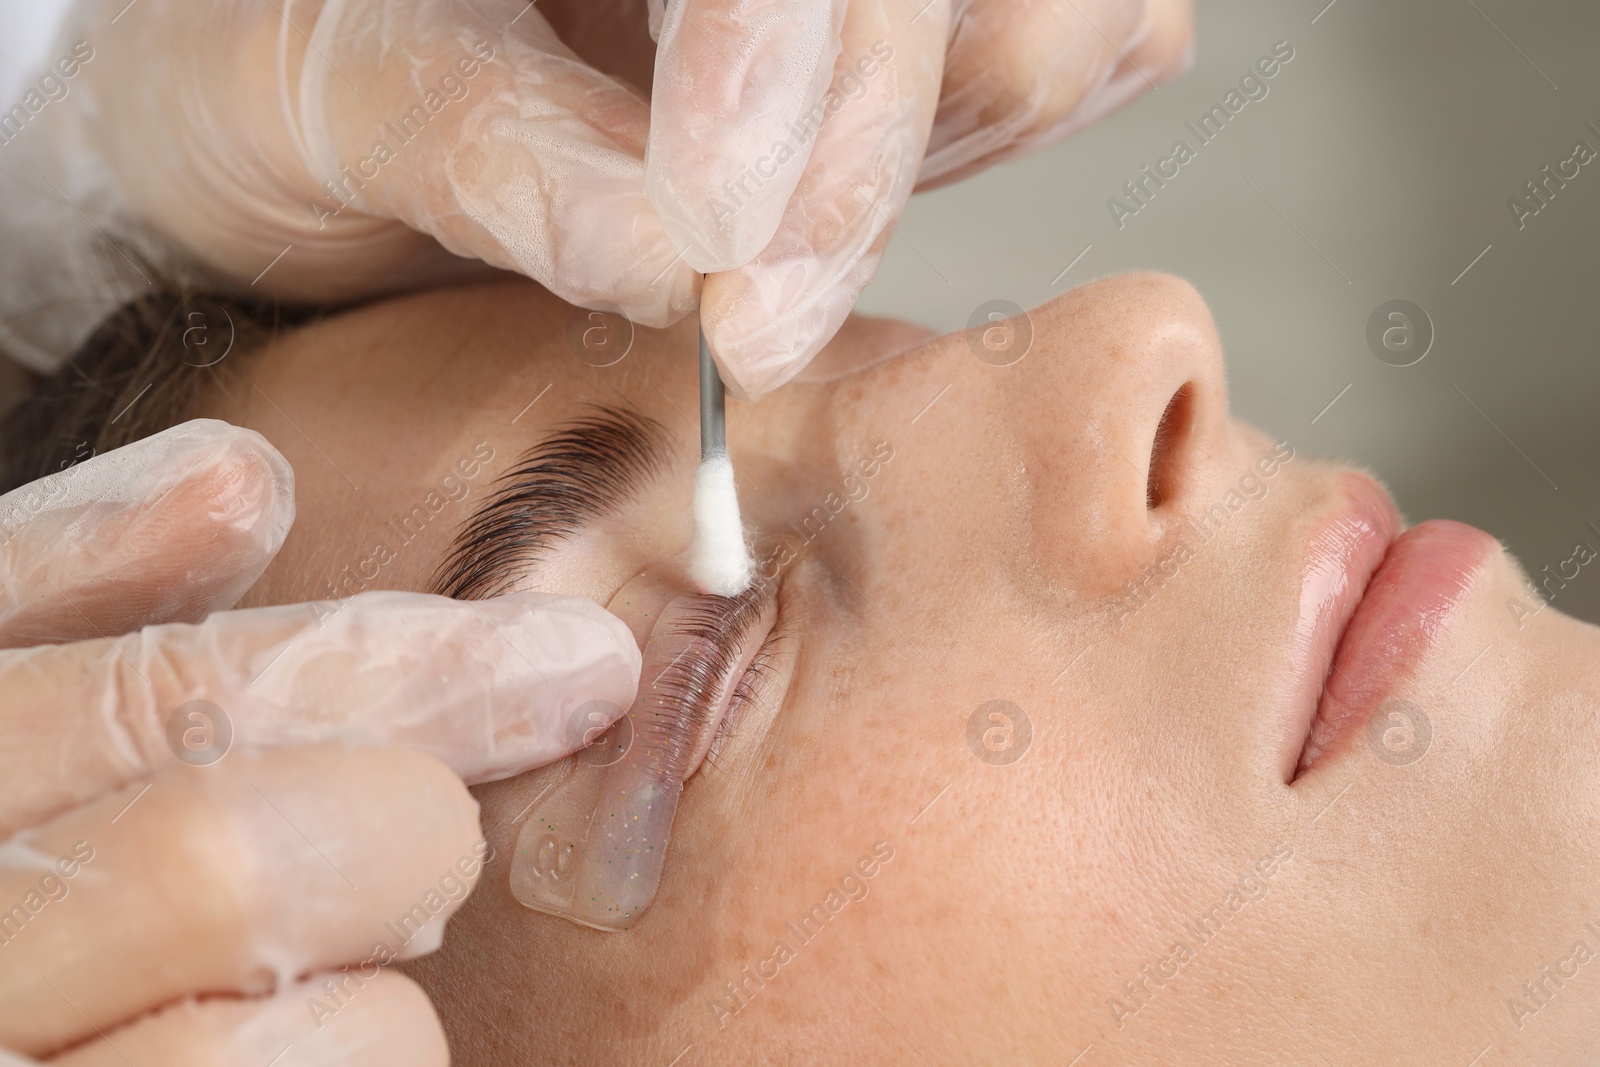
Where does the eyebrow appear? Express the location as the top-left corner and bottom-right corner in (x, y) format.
(430, 403), (673, 600)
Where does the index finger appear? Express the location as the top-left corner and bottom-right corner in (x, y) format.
(0, 590), (640, 837)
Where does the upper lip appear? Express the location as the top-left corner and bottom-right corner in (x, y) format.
(1278, 472), (1399, 781)
(1281, 474), (1498, 779)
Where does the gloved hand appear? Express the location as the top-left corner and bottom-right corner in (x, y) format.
(0, 420), (640, 1063)
(0, 0), (1188, 397)
(647, 0), (1193, 397)
(0, 0), (700, 378)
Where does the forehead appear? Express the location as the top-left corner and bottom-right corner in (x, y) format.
(220, 281), (701, 608)
(246, 280), (692, 429)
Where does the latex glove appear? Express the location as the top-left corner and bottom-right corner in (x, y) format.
(919, 0), (1195, 188)
(0, 420), (640, 1062)
(2, 747), (497, 1064)
(0, 0), (1187, 395)
(0, 0), (701, 374)
(0, 418), (295, 649)
(644, 0), (1194, 397)
(0, 418), (642, 830)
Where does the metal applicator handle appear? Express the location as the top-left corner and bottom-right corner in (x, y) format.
(663, 0), (722, 461)
(699, 322), (726, 460)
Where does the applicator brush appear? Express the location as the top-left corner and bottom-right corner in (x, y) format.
(688, 319), (755, 597)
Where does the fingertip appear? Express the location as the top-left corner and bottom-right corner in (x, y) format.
(1136, 0), (1197, 85)
(47, 966), (451, 1067)
(479, 592), (643, 680)
(646, 160), (785, 274)
(181, 421), (295, 554)
(451, 592), (642, 772)
(701, 267), (860, 401)
(0, 420), (297, 645)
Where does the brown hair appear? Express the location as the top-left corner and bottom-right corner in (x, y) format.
(0, 283), (319, 494)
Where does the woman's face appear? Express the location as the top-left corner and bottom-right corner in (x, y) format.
(224, 273), (1600, 1065)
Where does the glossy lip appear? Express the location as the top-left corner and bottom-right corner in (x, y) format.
(1277, 473), (1399, 781)
(1294, 517), (1496, 775)
(1278, 474), (1499, 780)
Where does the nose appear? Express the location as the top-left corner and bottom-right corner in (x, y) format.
(845, 272), (1232, 594)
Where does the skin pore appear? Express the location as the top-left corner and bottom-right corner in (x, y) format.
(210, 273), (1600, 1065)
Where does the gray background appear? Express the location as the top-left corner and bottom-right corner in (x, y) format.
(858, 0), (1600, 624)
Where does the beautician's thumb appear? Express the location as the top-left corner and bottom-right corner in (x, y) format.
(0, 420), (294, 648)
(0, 590), (641, 838)
(699, 0), (948, 401)
(644, 0), (849, 271)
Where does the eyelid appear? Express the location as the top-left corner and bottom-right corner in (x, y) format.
(703, 617), (791, 774)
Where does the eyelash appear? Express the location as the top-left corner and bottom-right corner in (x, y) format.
(640, 583), (782, 779)
(704, 620), (793, 773)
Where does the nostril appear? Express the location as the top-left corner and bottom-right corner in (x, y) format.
(1146, 384), (1194, 510)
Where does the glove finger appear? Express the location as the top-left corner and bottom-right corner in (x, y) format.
(0, 746), (476, 1059)
(918, 0), (1195, 189)
(0, 590), (639, 838)
(0, 421), (293, 649)
(791, 311), (939, 384)
(48, 970), (445, 1067)
(645, 0), (849, 271)
(300, 0), (698, 326)
(701, 0), (949, 401)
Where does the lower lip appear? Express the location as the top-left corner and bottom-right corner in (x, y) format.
(1295, 518), (1497, 774)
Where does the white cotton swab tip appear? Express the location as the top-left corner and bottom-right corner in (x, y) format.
(689, 451), (754, 597)
(691, 312), (754, 597)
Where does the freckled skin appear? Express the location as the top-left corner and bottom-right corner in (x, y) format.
(222, 274), (1600, 1066)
